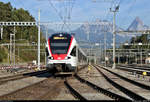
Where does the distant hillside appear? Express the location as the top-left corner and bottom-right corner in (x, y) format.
(0, 1), (45, 63)
(0, 1), (45, 43)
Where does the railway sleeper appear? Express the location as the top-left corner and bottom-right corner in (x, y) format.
(74, 74), (131, 101)
(94, 66), (147, 101)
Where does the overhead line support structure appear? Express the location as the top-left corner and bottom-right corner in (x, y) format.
(116, 30), (150, 35)
(38, 9), (41, 70)
(0, 26), (3, 39)
(0, 21), (112, 68)
(1, 20), (150, 67)
(0, 22), (111, 26)
(0, 21), (38, 68)
(110, 5), (119, 69)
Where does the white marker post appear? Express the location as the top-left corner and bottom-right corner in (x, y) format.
(37, 9), (41, 70)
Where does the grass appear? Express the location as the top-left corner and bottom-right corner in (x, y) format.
(0, 41), (45, 65)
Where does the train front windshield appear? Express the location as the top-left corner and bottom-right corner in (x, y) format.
(49, 34), (71, 54)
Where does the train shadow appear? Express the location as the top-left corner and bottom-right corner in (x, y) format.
(53, 74), (73, 79)
(22, 70), (74, 79)
(22, 70), (52, 78)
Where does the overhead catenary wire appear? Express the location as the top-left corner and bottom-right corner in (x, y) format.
(117, 0), (137, 30)
(48, 0), (64, 21)
(48, 0), (65, 31)
(61, 0), (76, 31)
(65, 0), (76, 32)
(48, 0), (76, 32)
(61, 0), (68, 31)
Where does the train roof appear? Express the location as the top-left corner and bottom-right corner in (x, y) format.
(48, 32), (75, 39)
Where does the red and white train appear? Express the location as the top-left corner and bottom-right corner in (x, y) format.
(45, 33), (87, 74)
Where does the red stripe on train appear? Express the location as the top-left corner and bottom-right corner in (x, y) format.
(67, 36), (73, 55)
(48, 36), (73, 60)
(48, 39), (52, 56)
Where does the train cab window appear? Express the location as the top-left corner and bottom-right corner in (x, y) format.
(70, 46), (76, 57)
(46, 48), (49, 56)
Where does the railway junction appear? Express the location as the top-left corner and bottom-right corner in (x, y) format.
(0, 0), (150, 101)
(0, 64), (150, 101)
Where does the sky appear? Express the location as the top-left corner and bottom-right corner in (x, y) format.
(1, 0), (150, 30)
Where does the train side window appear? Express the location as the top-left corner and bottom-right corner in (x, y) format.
(70, 46), (76, 56)
(46, 48), (49, 56)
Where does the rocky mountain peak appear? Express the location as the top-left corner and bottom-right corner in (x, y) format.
(127, 16), (145, 31)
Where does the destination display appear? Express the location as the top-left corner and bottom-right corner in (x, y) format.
(53, 36), (67, 40)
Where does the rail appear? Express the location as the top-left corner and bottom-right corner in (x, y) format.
(98, 65), (150, 91)
(94, 65), (147, 101)
(64, 79), (87, 100)
(74, 74), (131, 101)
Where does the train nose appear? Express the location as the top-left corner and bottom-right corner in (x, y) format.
(52, 54), (67, 60)
(57, 57), (62, 60)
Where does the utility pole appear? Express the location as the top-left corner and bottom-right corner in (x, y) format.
(110, 5), (119, 69)
(0, 27), (3, 39)
(10, 34), (12, 64)
(118, 53), (120, 64)
(37, 9), (41, 70)
(8, 45), (9, 64)
(10, 33), (13, 65)
(46, 25), (48, 41)
(141, 47), (142, 66)
(104, 26), (107, 67)
(18, 47), (19, 64)
(99, 41), (102, 64)
(85, 22), (90, 41)
(14, 26), (16, 66)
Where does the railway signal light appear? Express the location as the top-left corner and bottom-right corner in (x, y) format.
(143, 72), (147, 76)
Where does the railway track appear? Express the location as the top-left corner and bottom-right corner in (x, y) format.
(0, 67), (85, 100)
(118, 64), (150, 71)
(120, 64), (150, 69)
(0, 77), (64, 100)
(98, 65), (150, 91)
(116, 64), (150, 76)
(0, 69), (48, 85)
(94, 65), (149, 101)
(64, 79), (87, 100)
(1, 64), (147, 100)
(75, 74), (131, 101)
(64, 73), (131, 101)
(0, 65), (87, 100)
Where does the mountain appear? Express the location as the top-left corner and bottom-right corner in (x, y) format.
(41, 19), (132, 48)
(127, 16), (149, 31)
(41, 25), (55, 39)
(42, 17), (149, 48)
(71, 20), (131, 48)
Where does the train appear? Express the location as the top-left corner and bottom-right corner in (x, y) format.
(45, 32), (88, 74)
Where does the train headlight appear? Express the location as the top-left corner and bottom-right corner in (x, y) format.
(49, 56), (53, 60)
(65, 56), (71, 60)
(65, 57), (68, 60)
